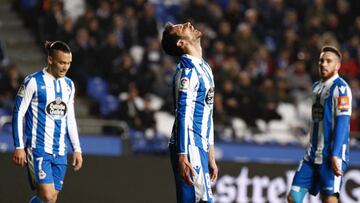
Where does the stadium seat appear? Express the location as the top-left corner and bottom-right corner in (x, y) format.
(276, 102), (299, 126)
(231, 117), (251, 141)
(154, 111), (174, 138)
(86, 77), (109, 102)
(100, 94), (119, 117)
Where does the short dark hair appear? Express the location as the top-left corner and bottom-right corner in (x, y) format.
(161, 22), (183, 57)
(321, 45), (342, 61)
(44, 41), (71, 57)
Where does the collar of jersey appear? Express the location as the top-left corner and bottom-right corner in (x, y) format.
(182, 54), (203, 65)
(43, 68), (60, 80)
(321, 73), (339, 86)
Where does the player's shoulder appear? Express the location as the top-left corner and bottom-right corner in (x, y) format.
(333, 76), (349, 87)
(63, 76), (75, 88)
(23, 71), (43, 85)
(312, 80), (321, 89)
(179, 55), (196, 69)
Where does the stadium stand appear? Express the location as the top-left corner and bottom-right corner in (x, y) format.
(0, 0), (359, 152)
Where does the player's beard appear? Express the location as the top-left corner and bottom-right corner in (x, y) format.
(319, 67), (336, 81)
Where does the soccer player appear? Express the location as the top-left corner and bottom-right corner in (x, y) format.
(12, 41), (83, 203)
(161, 22), (218, 203)
(287, 46), (352, 203)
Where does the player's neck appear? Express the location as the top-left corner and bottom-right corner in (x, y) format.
(186, 45), (202, 60)
(45, 66), (59, 79)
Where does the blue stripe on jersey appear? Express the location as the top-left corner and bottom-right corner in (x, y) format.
(177, 67), (193, 153)
(193, 68), (205, 147)
(35, 73), (47, 153)
(25, 104), (34, 147)
(322, 84), (337, 158)
(12, 96), (23, 147)
(52, 80), (62, 154)
(65, 77), (73, 100)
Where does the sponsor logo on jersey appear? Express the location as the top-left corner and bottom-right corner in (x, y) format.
(17, 85), (25, 97)
(312, 102), (324, 122)
(338, 96), (350, 110)
(46, 97), (67, 119)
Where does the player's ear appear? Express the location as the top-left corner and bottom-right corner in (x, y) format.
(48, 56), (53, 65)
(336, 61), (341, 71)
(176, 40), (185, 49)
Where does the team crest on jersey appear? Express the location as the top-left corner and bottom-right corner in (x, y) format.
(338, 96), (350, 110)
(206, 87), (215, 104)
(17, 85), (25, 97)
(180, 77), (189, 91)
(46, 97), (67, 119)
(38, 170), (46, 180)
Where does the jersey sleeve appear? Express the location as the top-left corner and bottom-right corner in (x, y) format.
(12, 77), (36, 149)
(332, 84), (352, 158)
(66, 81), (82, 153)
(175, 67), (198, 154)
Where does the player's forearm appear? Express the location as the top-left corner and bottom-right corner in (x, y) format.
(208, 145), (216, 165)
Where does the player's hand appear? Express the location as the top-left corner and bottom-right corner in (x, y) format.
(72, 152), (83, 172)
(13, 148), (27, 167)
(331, 156), (343, 176)
(179, 154), (195, 185)
(209, 161), (218, 182)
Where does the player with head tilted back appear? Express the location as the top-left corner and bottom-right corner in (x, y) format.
(161, 22), (218, 203)
(287, 46), (352, 203)
(12, 41), (83, 203)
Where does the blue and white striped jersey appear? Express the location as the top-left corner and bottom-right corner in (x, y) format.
(304, 74), (352, 164)
(170, 54), (215, 154)
(12, 69), (81, 156)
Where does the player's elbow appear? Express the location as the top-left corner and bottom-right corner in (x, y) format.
(40, 192), (58, 203)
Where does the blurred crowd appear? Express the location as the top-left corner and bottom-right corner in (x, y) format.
(1, 0), (360, 144)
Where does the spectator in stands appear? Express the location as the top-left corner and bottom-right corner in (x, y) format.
(9, 0), (360, 142)
(0, 40), (9, 67)
(95, 0), (113, 31)
(56, 16), (75, 44)
(236, 71), (262, 131)
(68, 27), (97, 94)
(110, 53), (137, 95)
(258, 78), (282, 123)
(98, 32), (124, 78)
(118, 82), (143, 130)
(339, 48), (359, 80)
(137, 3), (159, 46)
(39, 0), (64, 42)
(287, 60), (312, 103)
(138, 95), (157, 137)
(234, 22), (260, 64)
